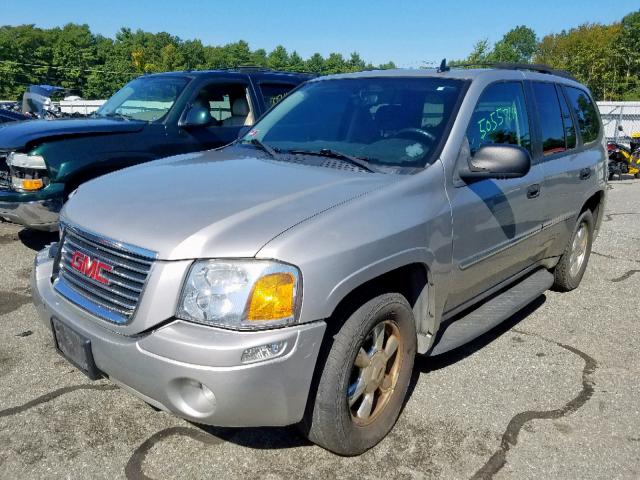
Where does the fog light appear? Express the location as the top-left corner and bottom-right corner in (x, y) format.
(241, 341), (286, 364)
(169, 378), (217, 418)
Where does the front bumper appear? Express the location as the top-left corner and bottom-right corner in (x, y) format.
(32, 253), (326, 427)
(0, 185), (63, 231)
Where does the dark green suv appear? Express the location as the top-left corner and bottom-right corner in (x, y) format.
(0, 68), (311, 230)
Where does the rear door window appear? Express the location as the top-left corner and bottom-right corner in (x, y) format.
(564, 87), (600, 144)
(532, 82), (566, 156)
(467, 82), (531, 156)
(558, 87), (577, 149)
(260, 84), (296, 109)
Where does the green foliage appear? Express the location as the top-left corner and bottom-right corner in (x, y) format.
(451, 27), (537, 66)
(0, 25), (395, 100)
(536, 22), (622, 100)
(491, 26), (537, 63)
(453, 11), (640, 100)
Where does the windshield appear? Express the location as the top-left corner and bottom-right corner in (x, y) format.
(242, 77), (464, 170)
(96, 76), (190, 122)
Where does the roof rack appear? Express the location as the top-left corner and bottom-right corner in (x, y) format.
(454, 62), (576, 80)
(232, 65), (272, 71)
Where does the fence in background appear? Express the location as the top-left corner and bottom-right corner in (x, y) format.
(598, 101), (640, 145)
(58, 99), (105, 116)
(0, 98), (105, 116)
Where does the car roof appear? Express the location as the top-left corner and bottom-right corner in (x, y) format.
(0, 109), (28, 121)
(312, 67), (586, 89)
(142, 68), (314, 82)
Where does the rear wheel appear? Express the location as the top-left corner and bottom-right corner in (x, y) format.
(552, 209), (594, 291)
(303, 293), (416, 456)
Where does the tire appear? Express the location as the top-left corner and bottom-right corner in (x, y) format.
(302, 293), (417, 456)
(552, 209), (594, 292)
(635, 172), (640, 179)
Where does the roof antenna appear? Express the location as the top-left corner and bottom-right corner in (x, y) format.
(437, 58), (450, 73)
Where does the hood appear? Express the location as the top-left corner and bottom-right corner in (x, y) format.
(0, 118), (145, 151)
(62, 148), (396, 260)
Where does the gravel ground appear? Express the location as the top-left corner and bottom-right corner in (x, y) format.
(0, 181), (639, 480)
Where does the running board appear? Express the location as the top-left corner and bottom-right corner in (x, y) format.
(428, 269), (554, 356)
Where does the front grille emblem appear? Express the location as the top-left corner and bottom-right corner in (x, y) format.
(70, 251), (112, 285)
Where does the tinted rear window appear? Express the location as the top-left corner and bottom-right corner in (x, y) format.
(565, 87), (600, 144)
(532, 82), (566, 156)
(260, 84), (296, 108)
(558, 88), (577, 149)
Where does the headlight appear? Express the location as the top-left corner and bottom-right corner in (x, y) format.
(7, 152), (47, 169)
(8, 152), (48, 191)
(176, 260), (301, 330)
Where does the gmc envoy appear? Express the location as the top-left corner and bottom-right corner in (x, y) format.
(32, 65), (605, 455)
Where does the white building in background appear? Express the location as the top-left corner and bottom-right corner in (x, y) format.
(59, 98), (106, 116)
(598, 101), (640, 143)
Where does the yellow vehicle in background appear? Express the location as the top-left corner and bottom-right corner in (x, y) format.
(607, 130), (640, 180)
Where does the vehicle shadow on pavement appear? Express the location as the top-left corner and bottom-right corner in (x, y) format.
(195, 424), (311, 450)
(17, 228), (58, 251)
(411, 295), (547, 384)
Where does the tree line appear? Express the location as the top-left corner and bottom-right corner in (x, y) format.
(1, 10), (638, 102)
(0, 24), (396, 101)
(452, 10), (640, 100)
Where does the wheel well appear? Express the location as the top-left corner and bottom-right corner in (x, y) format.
(328, 263), (429, 331)
(300, 263), (429, 437)
(581, 190), (604, 226)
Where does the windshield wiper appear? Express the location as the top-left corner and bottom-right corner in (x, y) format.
(287, 148), (379, 173)
(244, 138), (278, 158)
(98, 112), (130, 121)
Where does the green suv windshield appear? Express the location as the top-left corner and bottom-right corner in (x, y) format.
(96, 76), (190, 122)
(243, 77), (465, 170)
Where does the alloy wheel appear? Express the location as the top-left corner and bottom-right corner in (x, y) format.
(347, 320), (403, 425)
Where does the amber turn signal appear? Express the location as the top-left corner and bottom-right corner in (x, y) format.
(247, 272), (295, 321)
(13, 178), (44, 191)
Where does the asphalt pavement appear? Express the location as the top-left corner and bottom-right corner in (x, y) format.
(0, 180), (638, 479)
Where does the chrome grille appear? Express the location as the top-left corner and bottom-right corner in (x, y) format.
(54, 225), (156, 324)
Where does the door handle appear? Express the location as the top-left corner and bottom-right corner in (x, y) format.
(580, 167), (592, 180)
(526, 184), (541, 199)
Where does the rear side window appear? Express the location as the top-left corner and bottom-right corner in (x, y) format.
(565, 87), (600, 144)
(260, 84), (295, 108)
(558, 88), (576, 149)
(467, 82), (531, 156)
(532, 82), (566, 156)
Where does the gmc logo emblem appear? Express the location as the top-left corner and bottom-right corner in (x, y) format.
(70, 251), (112, 285)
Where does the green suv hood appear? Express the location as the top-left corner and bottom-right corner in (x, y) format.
(0, 118), (145, 151)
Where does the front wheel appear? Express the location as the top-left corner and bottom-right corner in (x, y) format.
(302, 293), (417, 456)
(552, 209), (594, 291)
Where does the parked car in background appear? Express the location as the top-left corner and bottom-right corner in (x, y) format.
(0, 68), (312, 230)
(0, 108), (29, 123)
(32, 65), (605, 456)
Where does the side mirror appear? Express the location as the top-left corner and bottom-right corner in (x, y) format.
(179, 105), (212, 128)
(618, 125), (624, 132)
(459, 144), (531, 181)
(237, 125), (251, 139)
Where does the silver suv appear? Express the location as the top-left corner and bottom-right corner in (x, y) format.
(32, 65), (606, 456)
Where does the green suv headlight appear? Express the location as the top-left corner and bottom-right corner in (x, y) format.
(7, 152), (47, 169)
(7, 152), (48, 191)
(176, 259), (301, 330)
